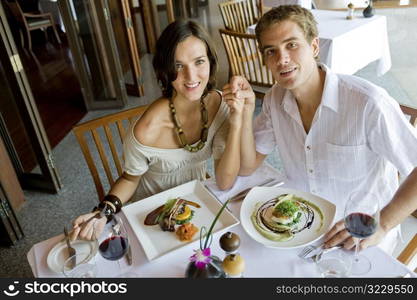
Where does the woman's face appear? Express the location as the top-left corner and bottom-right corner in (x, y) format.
(171, 36), (210, 102)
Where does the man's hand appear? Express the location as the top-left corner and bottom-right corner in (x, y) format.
(223, 76), (256, 109)
(324, 219), (387, 251)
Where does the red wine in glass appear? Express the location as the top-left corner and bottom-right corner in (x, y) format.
(99, 236), (129, 261)
(95, 215), (130, 276)
(345, 213), (377, 239)
(344, 191), (380, 276)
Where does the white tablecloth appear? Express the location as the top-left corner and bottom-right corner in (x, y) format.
(27, 195), (415, 278)
(263, 0), (313, 9)
(248, 10), (391, 76)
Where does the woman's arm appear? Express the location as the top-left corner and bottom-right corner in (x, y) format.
(223, 76), (265, 176)
(214, 103), (243, 190)
(71, 173), (141, 240)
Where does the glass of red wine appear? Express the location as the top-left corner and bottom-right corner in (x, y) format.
(96, 215), (129, 275)
(344, 191), (380, 275)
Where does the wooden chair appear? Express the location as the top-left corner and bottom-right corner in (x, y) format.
(397, 234), (417, 273)
(218, 0), (264, 33)
(400, 104), (417, 127)
(72, 105), (148, 201)
(400, 104), (417, 218)
(219, 28), (274, 99)
(5, 0), (61, 50)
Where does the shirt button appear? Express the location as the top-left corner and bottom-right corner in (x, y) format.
(306, 145), (311, 150)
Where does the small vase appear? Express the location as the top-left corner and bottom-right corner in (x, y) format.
(363, 1), (374, 18)
(185, 256), (226, 278)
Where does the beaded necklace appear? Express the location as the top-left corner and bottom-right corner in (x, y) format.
(168, 97), (208, 152)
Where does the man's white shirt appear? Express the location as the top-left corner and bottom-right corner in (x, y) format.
(253, 64), (417, 253)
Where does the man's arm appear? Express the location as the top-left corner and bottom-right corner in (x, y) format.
(324, 167), (417, 250)
(215, 93), (244, 190)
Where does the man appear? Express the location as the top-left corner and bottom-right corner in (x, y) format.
(223, 5), (417, 254)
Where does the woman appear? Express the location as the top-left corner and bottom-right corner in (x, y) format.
(71, 20), (244, 240)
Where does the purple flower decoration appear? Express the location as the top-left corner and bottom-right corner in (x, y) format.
(190, 248), (212, 269)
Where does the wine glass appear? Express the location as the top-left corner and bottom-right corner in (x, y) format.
(96, 215), (129, 276)
(62, 252), (98, 278)
(344, 190), (380, 275)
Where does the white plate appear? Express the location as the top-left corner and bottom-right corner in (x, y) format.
(240, 187), (336, 249)
(46, 239), (98, 274)
(122, 180), (240, 261)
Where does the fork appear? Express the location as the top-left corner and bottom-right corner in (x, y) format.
(63, 226), (76, 268)
(298, 243), (322, 259)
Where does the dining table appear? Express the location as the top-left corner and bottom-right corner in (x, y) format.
(27, 163), (415, 278)
(248, 9), (392, 76)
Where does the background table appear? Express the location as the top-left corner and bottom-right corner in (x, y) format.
(248, 10), (391, 76)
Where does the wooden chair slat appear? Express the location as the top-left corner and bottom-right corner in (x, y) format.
(73, 129), (106, 200)
(103, 124), (123, 176)
(219, 0), (262, 33)
(397, 234), (417, 266)
(72, 105), (148, 201)
(92, 128), (114, 186)
(220, 28), (275, 97)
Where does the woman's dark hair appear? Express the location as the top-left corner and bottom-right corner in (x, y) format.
(152, 19), (218, 98)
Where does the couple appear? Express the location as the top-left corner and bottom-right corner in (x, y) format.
(72, 5), (417, 256)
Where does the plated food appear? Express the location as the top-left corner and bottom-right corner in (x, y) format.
(144, 197), (201, 241)
(251, 194), (324, 242)
(122, 180), (240, 261)
(240, 187), (335, 249)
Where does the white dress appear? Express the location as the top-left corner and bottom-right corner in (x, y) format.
(122, 98), (230, 201)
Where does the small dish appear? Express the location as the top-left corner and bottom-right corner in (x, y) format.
(46, 238), (98, 274)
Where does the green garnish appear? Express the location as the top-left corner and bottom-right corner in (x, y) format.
(156, 198), (178, 223)
(274, 200), (299, 217)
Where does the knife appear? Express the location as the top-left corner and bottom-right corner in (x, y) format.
(229, 179), (284, 202)
(304, 245), (343, 261)
(125, 244), (133, 266)
(63, 226), (76, 269)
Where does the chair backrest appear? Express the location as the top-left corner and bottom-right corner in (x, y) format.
(219, 28), (274, 91)
(72, 105), (148, 201)
(400, 104), (417, 127)
(5, 0), (25, 25)
(219, 0), (263, 33)
(397, 234), (417, 272)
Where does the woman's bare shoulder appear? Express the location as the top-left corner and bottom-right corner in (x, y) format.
(133, 98), (171, 145)
(207, 90), (222, 115)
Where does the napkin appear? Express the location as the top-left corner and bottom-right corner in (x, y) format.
(204, 162), (286, 203)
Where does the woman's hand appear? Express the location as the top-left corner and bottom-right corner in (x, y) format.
(70, 212), (107, 241)
(223, 76), (256, 110)
(223, 92), (245, 127)
(323, 219), (387, 251)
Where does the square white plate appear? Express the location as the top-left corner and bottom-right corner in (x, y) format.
(122, 180), (240, 261)
(240, 186), (336, 249)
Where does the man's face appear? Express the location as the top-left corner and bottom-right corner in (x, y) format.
(259, 20), (319, 91)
